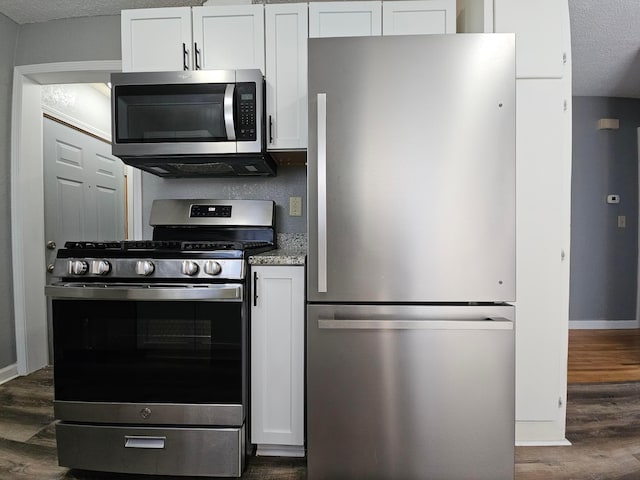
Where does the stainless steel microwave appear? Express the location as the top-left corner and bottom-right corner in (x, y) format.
(110, 69), (276, 177)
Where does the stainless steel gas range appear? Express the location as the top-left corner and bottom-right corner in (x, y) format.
(45, 199), (275, 478)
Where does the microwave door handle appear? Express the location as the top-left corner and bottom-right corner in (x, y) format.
(224, 84), (236, 141)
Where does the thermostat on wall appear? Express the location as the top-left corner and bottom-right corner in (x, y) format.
(607, 194), (620, 204)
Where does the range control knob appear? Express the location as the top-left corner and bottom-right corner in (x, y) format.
(204, 260), (222, 276)
(91, 260), (112, 276)
(181, 260), (199, 276)
(135, 260), (155, 276)
(68, 260), (88, 275)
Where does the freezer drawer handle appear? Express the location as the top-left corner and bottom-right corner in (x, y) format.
(318, 317), (513, 331)
(124, 436), (166, 449)
(317, 93), (328, 293)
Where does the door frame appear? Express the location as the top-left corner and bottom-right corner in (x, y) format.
(637, 128), (640, 328)
(11, 61), (143, 375)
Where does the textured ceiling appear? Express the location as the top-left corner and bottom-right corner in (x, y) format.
(569, 0), (640, 98)
(0, 0), (638, 98)
(0, 0), (205, 24)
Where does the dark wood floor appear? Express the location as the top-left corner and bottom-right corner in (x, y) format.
(2, 329), (640, 479)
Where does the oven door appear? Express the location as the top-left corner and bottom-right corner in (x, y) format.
(48, 283), (247, 426)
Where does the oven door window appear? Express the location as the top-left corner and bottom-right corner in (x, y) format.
(52, 300), (243, 404)
(115, 84), (229, 143)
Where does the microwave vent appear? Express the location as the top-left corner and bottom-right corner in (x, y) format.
(169, 162), (234, 175)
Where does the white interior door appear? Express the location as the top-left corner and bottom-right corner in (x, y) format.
(43, 116), (126, 360)
(44, 117), (126, 251)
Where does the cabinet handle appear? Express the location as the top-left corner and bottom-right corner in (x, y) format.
(253, 271), (258, 306)
(268, 115), (273, 144)
(182, 43), (189, 70)
(194, 42), (201, 70)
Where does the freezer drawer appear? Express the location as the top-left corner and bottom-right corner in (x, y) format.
(307, 304), (515, 480)
(56, 422), (245, 477)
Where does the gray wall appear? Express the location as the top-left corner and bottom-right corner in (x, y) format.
(0, 13), (19, 369)
(141, 166), (307, 238)
(0, 15), (120, 371)
(14, 15), (120, 65)
(570, 96), (640, 322)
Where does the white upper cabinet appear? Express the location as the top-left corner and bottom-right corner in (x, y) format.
(382, 0), (456, 35)
(122, 5), (264, 72)
(265, 3), (308, 150)
(192, 5), (265, 72)
(494, 0), (565, 78)
(121, 7), (192, 72)
(309, 1), (382, 38)
(308, 1), (455, 39)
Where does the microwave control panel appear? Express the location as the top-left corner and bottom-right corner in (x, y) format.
(236, 83), (256, 141)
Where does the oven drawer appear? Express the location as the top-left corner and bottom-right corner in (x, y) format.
(56, 422), (245, 477)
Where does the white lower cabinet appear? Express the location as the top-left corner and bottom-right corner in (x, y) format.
(250, 265), (305, 456)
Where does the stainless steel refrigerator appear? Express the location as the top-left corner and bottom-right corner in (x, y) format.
(306, 34), (516, 480)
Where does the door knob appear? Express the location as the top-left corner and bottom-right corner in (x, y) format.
(46, 241), (56, 250)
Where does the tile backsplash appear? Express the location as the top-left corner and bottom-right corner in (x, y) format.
(141, 165), (307, 239)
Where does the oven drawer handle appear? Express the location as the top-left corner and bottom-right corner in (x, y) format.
(44, 284), (243, 301)
(318, 317), (513, 331)
(124, 436), (166, 449)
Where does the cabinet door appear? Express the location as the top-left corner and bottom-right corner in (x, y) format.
(265, 3), (308, 150)
(515, 79), (568, 427)
(251, 266), (305, 451)
(494, 0), (565, 78)
(382, 0), (456, 35)
(192, 5), (265, 72)
(309, 1), (382, 38)
(121, 7), (192, 72)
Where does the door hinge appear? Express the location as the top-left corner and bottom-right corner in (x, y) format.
(563, 52), (567, 65)
(558, 396), (564, 408)
(561, 249), (566, 261)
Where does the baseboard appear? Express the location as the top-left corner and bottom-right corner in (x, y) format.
(569, 319), (640, 329)
(516, 420), (567, 444)
(516, 439), (572, 447)
(255, 444), (305, 457)
(0, 364), (19, 385)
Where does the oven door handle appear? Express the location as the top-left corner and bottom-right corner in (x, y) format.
(45, 284), (243, 301)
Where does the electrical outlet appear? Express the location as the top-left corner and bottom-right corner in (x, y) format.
(618, 215), (626, 228)
(289, 196), (302, 217)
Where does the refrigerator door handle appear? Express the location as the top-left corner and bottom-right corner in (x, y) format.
(318, 317), (513, 330)
(317, 93), (328, 293)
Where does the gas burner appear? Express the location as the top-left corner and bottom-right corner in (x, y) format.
(51, 200), (276, 282)
(64, 241), (122, 250)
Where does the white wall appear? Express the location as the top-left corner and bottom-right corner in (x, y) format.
(41, 83), (111, 139)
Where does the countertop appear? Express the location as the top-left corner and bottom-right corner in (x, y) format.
(248, 248), (306, 266)
(248, 233), (307, 266)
